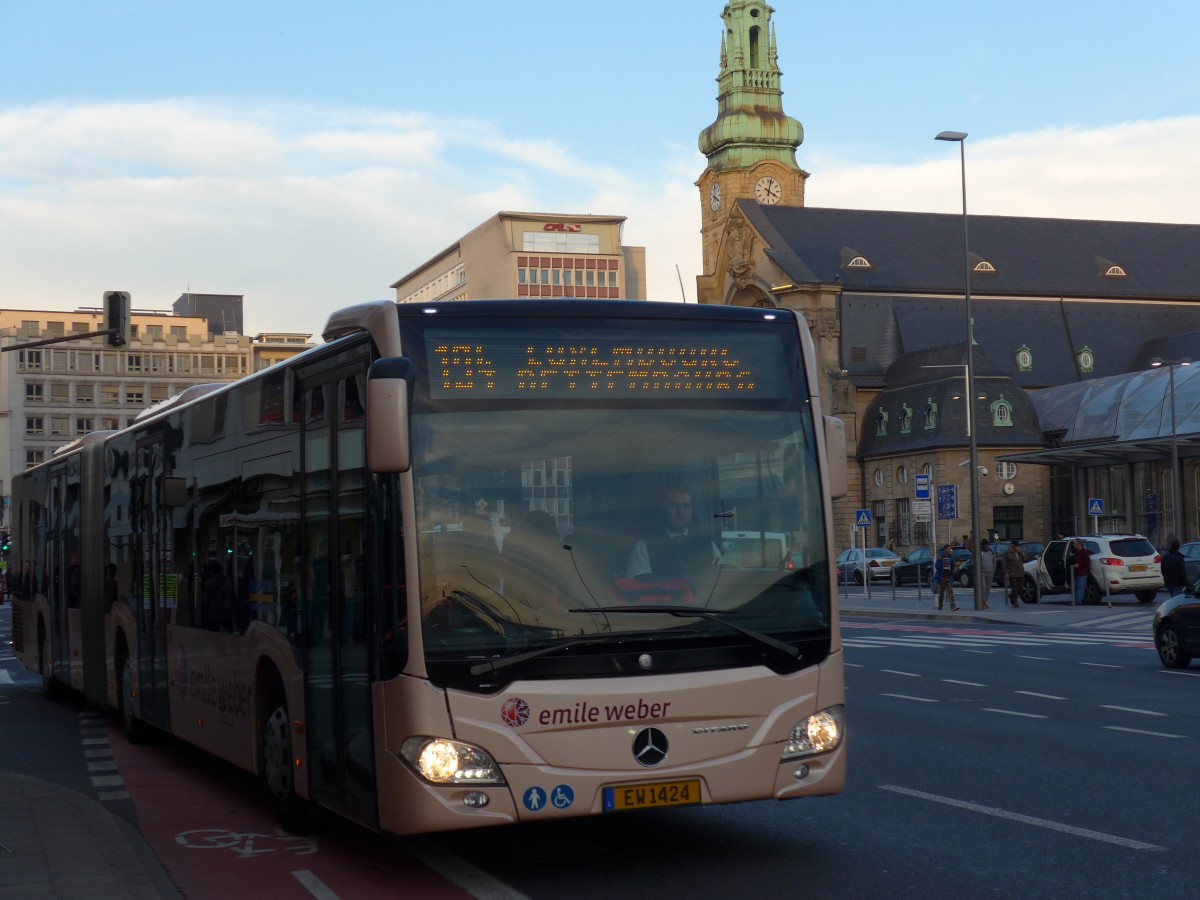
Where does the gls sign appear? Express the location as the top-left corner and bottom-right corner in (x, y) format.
(543, 223), (582, 232)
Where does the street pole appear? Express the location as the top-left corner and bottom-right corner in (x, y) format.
(937, 130), (985, 610)
(1151, 357), (1191, 541)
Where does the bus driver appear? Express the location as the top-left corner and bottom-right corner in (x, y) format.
(626, 486), (722, 581)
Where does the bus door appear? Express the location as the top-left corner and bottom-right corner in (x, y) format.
(43, 469), (70, 685)
(300, 351), (377, 826)
(131, 431), (173, 730)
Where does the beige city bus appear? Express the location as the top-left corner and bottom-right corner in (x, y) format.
(10, 299), (847, 835)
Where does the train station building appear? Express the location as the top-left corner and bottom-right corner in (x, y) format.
(692, 0), (1200, 548)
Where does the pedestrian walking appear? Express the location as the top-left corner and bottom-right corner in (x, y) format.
(1066, 538), (1092, 605)
(1162, 539), (1188, 596)
(978, 538), (997, 609)
(933, 544), (960, 611)
(1002, 539), (1028, 607)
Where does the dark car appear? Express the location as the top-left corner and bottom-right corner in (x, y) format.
(1153, 580), (1200, 668)
(1178, 542), (1200, 588)
(891, 547), (934, 586)
(892, 547), (970, 587)
(957, 541), (1045, 587)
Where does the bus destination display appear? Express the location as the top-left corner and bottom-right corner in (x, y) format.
(425, 328), (790, 399)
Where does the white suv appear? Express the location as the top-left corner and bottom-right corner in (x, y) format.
(1028, 534), (1163, 604)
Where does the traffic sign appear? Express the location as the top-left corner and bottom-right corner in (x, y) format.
(914, 475), (931, 500)
(855, 509), (872, 527)
(912, 499), (932, 523)
(937, 484), (958, 520)
(1088, 498), (1104, 516)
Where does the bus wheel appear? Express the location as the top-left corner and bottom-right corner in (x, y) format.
(118, 656), (149, 744)
(261, 700), (312, 833)
(38, 623), (59, 700)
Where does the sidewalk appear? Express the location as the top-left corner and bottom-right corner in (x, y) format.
(0, 772), (181, 899)
(837, 582), (1162, 630)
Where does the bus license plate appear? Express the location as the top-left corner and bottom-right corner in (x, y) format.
(603, 779), (701, 812)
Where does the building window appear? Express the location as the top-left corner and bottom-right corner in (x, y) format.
(77, 384), (94, 404)
(25, 383), (44, 402)
(125, 389), (144, 404)
(19, 350), (43, 371)
(996, 461), (1018, 481)
(50, 417), (69, 437)
(26, 450), (45, 467)
(21, 320), (39, 336)
(874, 468), (884, 487)
(522, 231), (600, 254)
(101, 385), (120, 404)
(50, 384), (69, 404)
(75, 417), (94, 435)
(25, 417), (44, 436)
(897, 466), (908, 485)
(992, 505), (1025, 542)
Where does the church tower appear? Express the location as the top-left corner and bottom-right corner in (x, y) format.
(696, 2), (807, 300)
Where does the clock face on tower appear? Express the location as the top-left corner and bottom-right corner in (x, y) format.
(709, 182), (721, 211)
(754, 175), (782, 205)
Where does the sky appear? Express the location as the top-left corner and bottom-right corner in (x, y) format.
(3, 0), (1200, 339)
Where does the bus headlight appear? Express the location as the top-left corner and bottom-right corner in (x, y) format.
(399, 736), (506, 785)
(781, 706), (844, 760)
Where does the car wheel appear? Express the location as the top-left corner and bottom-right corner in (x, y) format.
(854, 571), (864, 586)
(1135, 590), (1159, 604)
(1020, 579), (1037, 604)
(958, 572), (970, 588)
(1082, 579), (1102, 606)
(1156, 622), (1192, 668)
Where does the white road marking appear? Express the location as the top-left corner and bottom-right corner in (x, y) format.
(880, 784), (1167, 851)
(881, 669), (921, 677)
(1017, 655), (1054, 661)
(292, 870), (341, 900)
(1080, 662), (1123, 668)
(403, 838), (531, 900)
(1104, 726), (1186, 739)
(0, 670), (12, 685)
(983, 709), (1046, 719)
(1102, 705), (1165, 717)
(943, 679), (986, 687)
(881, 693), (937, 703)
(1016, 691), (1067, 700)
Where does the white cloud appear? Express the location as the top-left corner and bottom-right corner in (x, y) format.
(2, 101), (1198, 339)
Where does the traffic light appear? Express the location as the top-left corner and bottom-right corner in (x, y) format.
(104, 290), (131, 346)
(1, 532), (10, 555)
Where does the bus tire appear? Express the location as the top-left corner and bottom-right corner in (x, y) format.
(260, 689), (313, 834)
(118, 654), (149, 744)
(37, 619), (59, 700)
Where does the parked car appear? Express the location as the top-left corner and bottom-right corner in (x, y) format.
(836, 547), (899, 584)
(1153, 580), (1200, 668)
(891, 547), (934, 586)
(1027, 534), (1163, 604)
(957, 541), (1045, 587)
(889, 547), (972, 587)
(1177, 542), (1200, 587)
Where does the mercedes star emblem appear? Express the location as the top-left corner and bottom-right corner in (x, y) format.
(632, 727), (669, 767)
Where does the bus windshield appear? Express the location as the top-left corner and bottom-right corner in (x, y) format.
(412, 402), (830, 689)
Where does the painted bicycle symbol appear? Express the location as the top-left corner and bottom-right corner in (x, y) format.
(175, 827), (320, 858)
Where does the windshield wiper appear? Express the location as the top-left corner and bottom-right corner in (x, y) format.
(468, 636), (616, 676)
(567, 606), (801, 659)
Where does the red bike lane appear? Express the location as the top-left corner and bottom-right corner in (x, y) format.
(106, 724), (477, 899)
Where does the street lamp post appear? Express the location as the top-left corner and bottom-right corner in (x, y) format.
(1150, 356), (1192, 542)
(936, 130), (985, 610)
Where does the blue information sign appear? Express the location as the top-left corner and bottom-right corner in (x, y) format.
(937, 484), (958, 520)
(914, 474), (931, 500)
(1088, 498), (1104, 516)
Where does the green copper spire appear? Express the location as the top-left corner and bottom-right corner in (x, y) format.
(698, 1), (804, 172)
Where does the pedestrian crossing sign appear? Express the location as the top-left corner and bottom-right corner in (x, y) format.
(855, 509), (872, 527)
(1088, 498), (1104, 516)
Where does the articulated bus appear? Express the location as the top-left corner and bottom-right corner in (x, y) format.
(10, 299), (848, 835)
